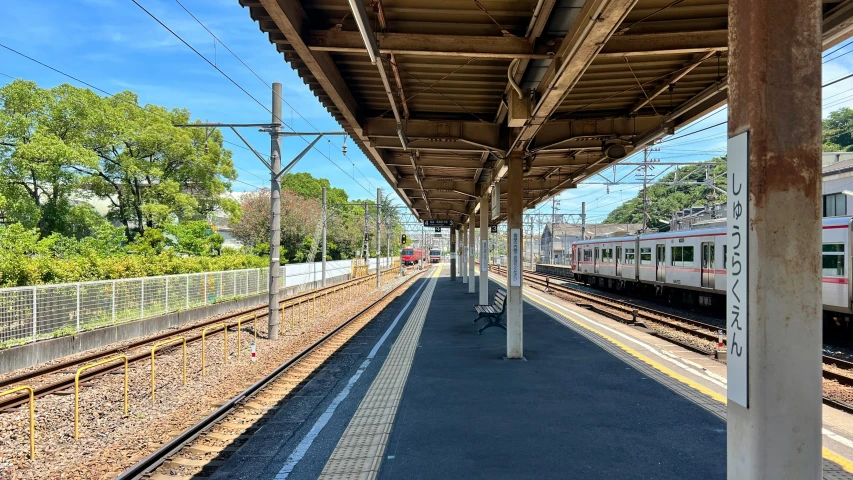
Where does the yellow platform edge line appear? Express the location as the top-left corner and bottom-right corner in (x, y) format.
(488, 273), (853, 474)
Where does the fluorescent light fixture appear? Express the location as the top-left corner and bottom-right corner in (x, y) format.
(496, 164), (508, 178)
(348, 0), (379, 65)
(843, 190), (853, 197)
(396, 124), (408, 151)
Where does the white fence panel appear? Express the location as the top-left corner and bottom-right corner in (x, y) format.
(0, 258), (398, 348)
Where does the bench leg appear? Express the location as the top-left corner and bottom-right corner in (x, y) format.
(478, 317), (505, 334)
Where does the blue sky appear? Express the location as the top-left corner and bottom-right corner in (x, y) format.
(2, 1), (853, 222)
(0, 0), (385, 202)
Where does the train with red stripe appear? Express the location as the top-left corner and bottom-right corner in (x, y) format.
(571, 217), (852, 316)
(429, 249), (441, 263)
(401, 247), (425, 266)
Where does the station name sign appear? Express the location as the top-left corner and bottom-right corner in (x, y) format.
(727, 131), (749, 408)
(424, 220), (454, 227)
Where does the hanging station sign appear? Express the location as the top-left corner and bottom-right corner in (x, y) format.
(424, 220), (454, 228)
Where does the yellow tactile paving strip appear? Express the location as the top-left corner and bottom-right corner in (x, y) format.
(319, 268), (440, 480)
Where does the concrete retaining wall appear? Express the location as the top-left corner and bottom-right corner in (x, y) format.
(0, 273), (350, 375)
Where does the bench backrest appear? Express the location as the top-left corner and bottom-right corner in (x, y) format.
(494, 290), (507, 310)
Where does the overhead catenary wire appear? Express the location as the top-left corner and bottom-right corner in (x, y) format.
(172, 0), (376, 192)
(130, 0), (374, 195)
(0, 41), (366, 198)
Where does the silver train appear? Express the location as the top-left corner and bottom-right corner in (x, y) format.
(571, 216), (852, 317)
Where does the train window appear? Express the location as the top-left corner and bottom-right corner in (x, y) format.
(625, 248), (635, 265)
(583, 249), (592, 262)
(823, 243), (845, 276)
(671, 246), (695, 267)
(640, 247), (652, 265)
(824, 193), (847, 217)
(671, 246), (682, 266)
(602, 248), (613, 263)
(682, 246), (694, 265)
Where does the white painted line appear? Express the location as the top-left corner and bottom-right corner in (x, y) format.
(824, 428), (853, 451)
(272, 276), (432, 480)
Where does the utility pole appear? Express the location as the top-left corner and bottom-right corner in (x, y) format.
(268, 83), (283, 341)
(552, 197), (557, 224)
(363, 202), (369, 261)
(376, 188), (381, 287)
(172, 83), (346, 341)
(642, 147), (649, 233)
(321, 187), (327, 287)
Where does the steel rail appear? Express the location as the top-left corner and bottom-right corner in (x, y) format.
(0, 270), (390, 410)
(489, 265), (853, 410)
(116, 268), (429, 480)
(490, 265), (720, 342)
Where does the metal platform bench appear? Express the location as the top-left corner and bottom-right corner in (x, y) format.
(473, 288), (507, 334)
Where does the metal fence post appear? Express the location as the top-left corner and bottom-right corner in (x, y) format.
(140, 278), (145, 320)
(111, 281), (116, 324)
(76, 283), (81, 332)
(31, 288), (37, 341)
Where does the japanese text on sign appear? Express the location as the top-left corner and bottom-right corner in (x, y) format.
(481, 240), (488, 272)
(727, 131), (749, 408)
(510, 228), (521, 287)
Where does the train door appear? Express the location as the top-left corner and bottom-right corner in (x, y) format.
(701, 242), (715, 288)
(594, 247), (600, 273)
(656, 244), (666, 282)
(615, 246), (622, 276)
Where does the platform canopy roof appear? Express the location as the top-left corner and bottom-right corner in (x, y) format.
(237, 0), (853, 225)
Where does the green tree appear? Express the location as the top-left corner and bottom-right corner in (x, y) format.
(165, 220), (222, 256)
(0, 80), (100, 236)
(823, 107), (853, 151)
(0, 80), (240, 240)
(82, 94), (238, 239)
(603, 158), (726, 230)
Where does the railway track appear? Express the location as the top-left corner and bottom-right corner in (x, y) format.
(0, 269), (393, 411)
(116, 268), (428, 479)
(489, 265), (853, 411)
(489, 265), (720, 344)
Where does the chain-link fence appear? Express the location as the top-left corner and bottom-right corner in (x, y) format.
(0, 257), (393, 349)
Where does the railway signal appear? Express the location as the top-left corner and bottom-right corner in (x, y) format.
(401, 233), (407, 244)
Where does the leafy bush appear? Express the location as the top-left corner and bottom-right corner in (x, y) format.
(0, 222), (269, 287)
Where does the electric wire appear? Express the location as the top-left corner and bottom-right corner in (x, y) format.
(171, 0), (376, 191)
(130, 0), (373, 194)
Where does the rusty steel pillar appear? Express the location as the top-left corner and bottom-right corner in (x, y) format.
(727, 0), (823, 478)
(506, 152), (524, 359)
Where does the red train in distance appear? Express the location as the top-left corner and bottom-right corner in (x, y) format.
(401, 247), (424, 265)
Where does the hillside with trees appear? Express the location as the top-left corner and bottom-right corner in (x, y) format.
(602, 157), (726, 230)
(603, 106), (853, 229)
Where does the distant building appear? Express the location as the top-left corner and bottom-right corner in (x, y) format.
(540, 223), (642, 264)
(822, 151), (853, 217)
(669, 203), (727, 231)
(667, 152), (853, 230)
